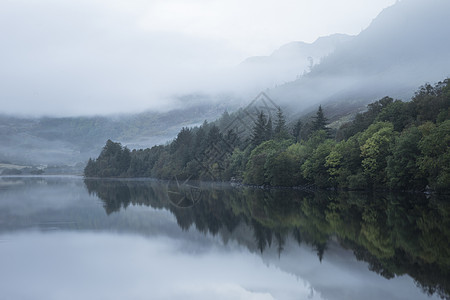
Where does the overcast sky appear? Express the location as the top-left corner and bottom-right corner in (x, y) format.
(0, 0), (396, 116)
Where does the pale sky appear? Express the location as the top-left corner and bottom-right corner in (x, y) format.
(0, 0), (396, 116)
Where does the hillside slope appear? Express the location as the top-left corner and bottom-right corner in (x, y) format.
(0, 102), (226, 167)
(269, 0), (450, 115)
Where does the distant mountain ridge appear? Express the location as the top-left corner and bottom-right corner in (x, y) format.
(0, 102), (226, 167)
(269, 0), (450, 116)
(2, 0), (449, 170)
(242, 34), (353, 66)
(238, 34), (353, 89)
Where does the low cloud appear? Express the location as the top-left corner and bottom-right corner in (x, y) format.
(0, 0), (395, 117)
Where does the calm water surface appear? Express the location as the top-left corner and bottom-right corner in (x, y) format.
(0, 176), (448, 300)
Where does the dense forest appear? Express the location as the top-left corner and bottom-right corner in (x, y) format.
(85, 79), (450, 193)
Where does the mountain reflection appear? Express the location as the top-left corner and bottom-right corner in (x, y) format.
(84, 179), (450, 300)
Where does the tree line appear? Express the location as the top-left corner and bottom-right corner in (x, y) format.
(85, 79), (450, 193)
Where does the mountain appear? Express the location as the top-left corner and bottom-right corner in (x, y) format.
(0, 101), (227, 170)
(269, 0), (450, 117)
(237, 34), (353, 90)
(3, 0), (449, 171)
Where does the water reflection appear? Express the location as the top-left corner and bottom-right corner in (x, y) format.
(84, 178), (450, 299)
(2, 231), (328, 300)
(0, 176), (448, 300)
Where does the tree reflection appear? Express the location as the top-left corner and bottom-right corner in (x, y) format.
(84, 179), (450, 299)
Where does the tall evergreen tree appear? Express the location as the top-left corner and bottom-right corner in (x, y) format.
(293, 119), (303, 142)
(274, 107), (289, 139)
(194, 126), (207, 153)
(172, 127), (193, 153)
(219, 110), (232, 131)
(207, 124), (222, 145)
(312, 105), (329, 133)
(251, 111), (271, 147)
(84, 158), (96, 177)
(251, 111), (267, 146)
(266, 117), (273, 140)
(225, 129), (239, 148)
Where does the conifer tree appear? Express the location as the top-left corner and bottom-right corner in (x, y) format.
(251, 111), (268, 147)
(293, 119), (302, 142)
(312, 105), (329, 133)
(266, 117), (273, 140)
(274, 107), (289, 139)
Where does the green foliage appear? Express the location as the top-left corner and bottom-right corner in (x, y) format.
(417, 120), (450, 192)
(360, 122), (395, 186)
(84, 140), (131, 177)
(85, 79), (450, 193)
(251, 111), (270, 147)
(376, 100), (412, 132)
(224, 148), (249, 181)
(325, 149), (342, 187)
(411, 80), (450, 123)
(303, 129), (328, 151)
(244, 140), (290, 185)
(302, 139), (335, 188)
(265, 141), (306, 187)
(325, 136), (362, 188)
(311, 105), (329, 134)
(386, 126), (426, 190)
(274, 107), (291, 140)
(292, 119), (303, 142)
(347, 172), (369, 190)
(338, 96), (393, 140)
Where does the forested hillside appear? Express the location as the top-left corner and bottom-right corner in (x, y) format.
(85, 79), (450, 193)
(0, 100), (225, 167)
(269, 0), (450, 116)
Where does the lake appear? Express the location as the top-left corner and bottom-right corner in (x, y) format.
(0, 176), (448, 300)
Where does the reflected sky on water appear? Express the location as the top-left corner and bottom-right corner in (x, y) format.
(0, 176), (445, 300)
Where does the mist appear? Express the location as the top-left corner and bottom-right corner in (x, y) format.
(1, 1), (449, 297)
(0, 0), (396, 117)
(268, 0), (450, 117)
(2, 0), (449, 168)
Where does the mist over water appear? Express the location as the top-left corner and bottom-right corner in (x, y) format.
(2, 0), (449, 170)
(1, 0), (449, 298)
